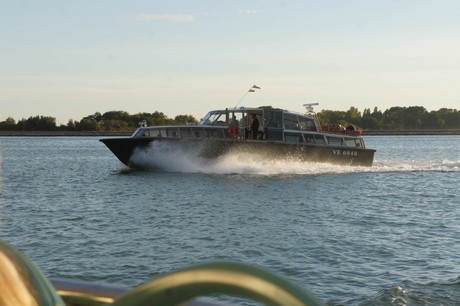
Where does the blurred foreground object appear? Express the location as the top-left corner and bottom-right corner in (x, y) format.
(1, 240), (324, 306)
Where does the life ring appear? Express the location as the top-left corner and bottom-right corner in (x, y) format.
(228, 124), (240, 139)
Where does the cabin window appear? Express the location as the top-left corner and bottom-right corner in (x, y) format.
(152, 129), (166, 137)
(344, 138), (363, 147)
(135, 129), (150, 137)
(230, 112), (244, 127)
(199, 112), (212, 125)
(284, 133), (303, 143)
(265, 111), (283, 128)
(179, 128), (191, 137)
(345, 138), (356, 147)
(327, 136), (343, 145)
(284, 114), (299, 130)
(298, 117), (317, 131)
(213, 120), (227, 126)
(201, 112), (225, 126)
(167, 129), (179, 137)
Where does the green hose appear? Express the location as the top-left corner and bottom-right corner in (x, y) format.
(112, 262), (324, 306)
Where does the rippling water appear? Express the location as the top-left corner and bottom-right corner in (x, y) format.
(0, 136), (459, 305)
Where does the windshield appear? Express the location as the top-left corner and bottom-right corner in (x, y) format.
(199, 111), (225, 125)
(199, 110), (257, 127)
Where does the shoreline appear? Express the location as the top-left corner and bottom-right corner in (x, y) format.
(0, 131), (132, 137)
(0, 129), (459, 137)
(363, 129), (460, 135)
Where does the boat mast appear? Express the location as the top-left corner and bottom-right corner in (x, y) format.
(234, 85), (261, 108)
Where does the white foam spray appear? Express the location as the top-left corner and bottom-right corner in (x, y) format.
(129, 142), (459, 175)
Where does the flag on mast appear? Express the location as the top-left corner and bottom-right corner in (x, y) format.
(235, 84), (262, 107)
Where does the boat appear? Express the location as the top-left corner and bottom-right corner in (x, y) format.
(100, 104), (376, 168)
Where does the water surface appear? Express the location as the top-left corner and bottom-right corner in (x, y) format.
(0, 136), (459, 305)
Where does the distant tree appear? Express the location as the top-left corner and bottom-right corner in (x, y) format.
(0, 117), (16, 130)
(371, 107), (383, 122)
(130, 112), (154, 127)
(317, 110), (346, 125)
(76, 118), (100, 131)
(149, 111), (173, 125)
(422, 111), (444, 129)
(66, 119), (76, 131)
(403, 106), (427, 129)
(437, 108), (460, 128)
(360, 107), (382, 129)
(382, 107), (405, 129)
(174, 115), (198, 124)
(79, 112), (102, 126)
(102, 119), (130, 131)
(16, 116), (57, 131)
(345, 106), (361, 121)
(3, 106), (459, 131)
(360, 114), (380, 129)
(101, 111), (130, 122)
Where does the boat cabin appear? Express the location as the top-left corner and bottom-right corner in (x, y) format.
(131, 107), (366, 149)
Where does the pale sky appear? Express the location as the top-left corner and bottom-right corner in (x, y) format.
(1, 0), (459, 124)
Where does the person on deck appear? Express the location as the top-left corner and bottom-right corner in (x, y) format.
(250, 114), (259, 140)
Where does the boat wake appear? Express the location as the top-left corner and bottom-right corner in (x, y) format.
(129, 142), (459, 175)
(371, 159), (460, 173)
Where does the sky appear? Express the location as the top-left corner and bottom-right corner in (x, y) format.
(1, 0), (460, 125)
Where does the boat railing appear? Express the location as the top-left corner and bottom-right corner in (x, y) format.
(136, 126), (231, 139)
(269, 128), (364, 148)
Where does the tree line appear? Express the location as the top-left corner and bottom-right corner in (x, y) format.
(0, 106), (459, 131)
(0, 111), (198, 131)
(316, 106), (460, 130)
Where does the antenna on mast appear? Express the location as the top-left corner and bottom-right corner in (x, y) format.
(303, 103), (321, 131)
(303, 103), (319, 114)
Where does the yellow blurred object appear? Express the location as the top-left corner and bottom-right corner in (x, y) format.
(0, 241), (66, 306)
